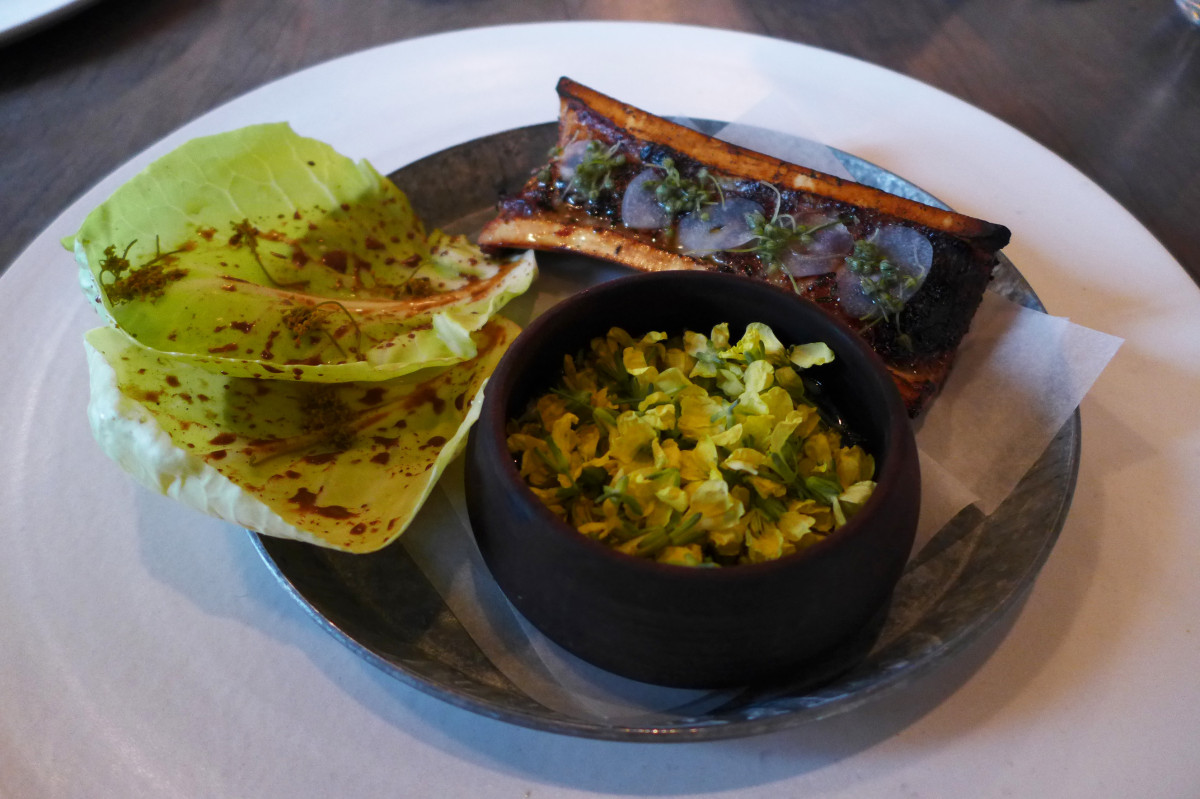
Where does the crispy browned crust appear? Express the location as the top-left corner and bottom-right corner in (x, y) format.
(479, 78), (1011, 415)
(553, 79), (1009, 247)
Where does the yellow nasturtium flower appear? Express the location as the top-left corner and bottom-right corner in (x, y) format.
(677, 388), (728, 440)
(789, 341), (836, 369)
(506, 322), (877, 566)
(609, 412), (659, 471)
(722, 447), (765, 474)
(686, 478), (745, 531)
(679, 436), (721, 482)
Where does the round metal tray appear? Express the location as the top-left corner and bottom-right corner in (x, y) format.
(252, 123), (1079, 741)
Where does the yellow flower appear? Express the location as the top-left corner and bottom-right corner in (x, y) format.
(622, 345), (652, 376)
(801, 431), (836, 474)
(506, 433), (555, 486)
(654, 437), (681, 470)
(747, 475), (786, 499)
(767, 409), (803, 454)
(777, 510), (817, 543)
(728, 322), (785, 361)
(652, 366), (692, 394)
(806, 431), (835, 463)
(708, 524), (744, 557)
(839, 480), (877, 517)
(603, 326), (635, 349)
(716, 367), (744, 397)
(654, 483), (690, 513)
(528, 485), (566, 515)
(549, 412), (580, 461)
(773, 365), (806, 401)
(790, 498), (834, 532)
(686, 478), (744, 531)
(643, 500), (674, 529)
(590, 386), (617, 413)
(508, 320), (878, 567)
(709, 323), (730, 349)
(836, 446), (875, 487)
(626, 467), (680, 518)
(722, 447), (765, 474)
(562, 353), (599, 394)
(684, 330), (721, 379)
(663, 347), (695, 376)
(637, 390), (672, 412)
(742, 358), (775, 393)
(788, 341), (835, 368)
(745, 522), (786, 563)
(640, 402), (677, 432)
(678, 387), (728, 439)
(609, 411), (658, 471)
(739, 415), (775, 451)
(679, 437), (720, 482)
(535, 393), (571, 430)
(575, 424), (602, 464)
(657, 545), (705, 566)
(637, 329), (668, 348)
(577, 520), (615, 540)
(710, 422), (745, 449)
(760, 386), (793, 421)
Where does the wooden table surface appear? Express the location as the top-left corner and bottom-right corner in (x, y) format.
(2, 0), (1198, 286)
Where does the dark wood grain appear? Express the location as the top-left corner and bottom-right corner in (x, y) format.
(2, 0), (1197, 284)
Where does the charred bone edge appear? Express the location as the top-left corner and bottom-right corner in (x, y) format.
(480, 77), (1011, 252)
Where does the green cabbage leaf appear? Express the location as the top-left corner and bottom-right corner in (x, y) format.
(85, 319), (520, 553)
(68, 123), (535, 381)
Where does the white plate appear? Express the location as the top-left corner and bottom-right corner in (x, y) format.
(1, 21), (1195, 799)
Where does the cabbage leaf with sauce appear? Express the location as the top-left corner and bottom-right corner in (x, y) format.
(70, 124), (538, 552)
(68, 123), (536, 382)
(85, 319), (520, 553)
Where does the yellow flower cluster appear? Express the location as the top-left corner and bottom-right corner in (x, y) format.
(506, 323), (876, 567)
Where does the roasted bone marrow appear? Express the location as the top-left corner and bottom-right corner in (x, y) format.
(479, 77), (1011, 416)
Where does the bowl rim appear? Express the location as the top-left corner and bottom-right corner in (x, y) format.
(475, 269), (916, 582)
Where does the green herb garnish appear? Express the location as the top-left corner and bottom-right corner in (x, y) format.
(280, 300), (364, 360)
(565, 140), (626, 201)
(641, 157), (722, 219)
(99, 238), (188, 303)
(844, 239), (921, 329)
(730, 185), (837, 292)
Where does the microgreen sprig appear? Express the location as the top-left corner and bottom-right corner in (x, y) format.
(231, 219), (307, 289)
(729, 184), (838, 291)
(281, 299), (364, 360)
(99, 237), (188, 303)
(629, 511), (706, 557)
(565, 140), (626, 202)
(641, 157), (723, 218)
(844, 239), (921, 336)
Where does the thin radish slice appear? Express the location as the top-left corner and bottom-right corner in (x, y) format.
(557, 139), (593, 182)
(621, 168), (671, 229)
(869, 225), (933, 302)
(781, 216), (855, 277)
(837, 225), (933, 320)
(677, 198), (762, 256)
(837, 269), (878, 319)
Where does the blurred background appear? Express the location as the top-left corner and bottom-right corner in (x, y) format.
(2, 0), (1197, 284)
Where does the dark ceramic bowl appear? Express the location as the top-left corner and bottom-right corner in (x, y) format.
(464, 270), (919, 688)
